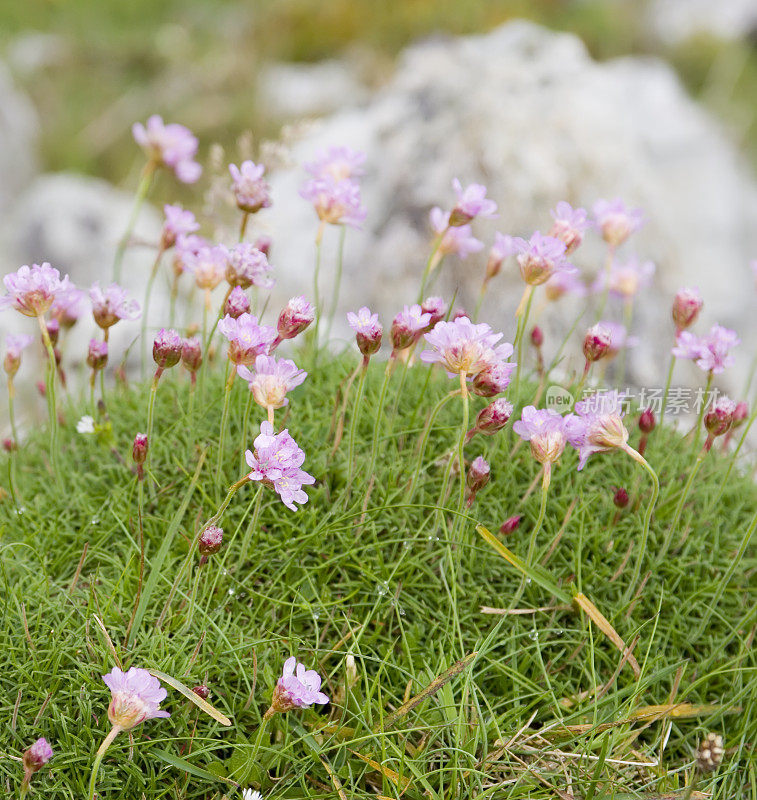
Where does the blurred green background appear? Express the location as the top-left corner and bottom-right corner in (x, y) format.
(2, 0), (756, 181)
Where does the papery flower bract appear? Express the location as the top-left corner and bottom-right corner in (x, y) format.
(593, 257), (655, 300)
(153, 328), (183, 369)
(50, 285), (86, 328)
(4, 334), (33, 377)
(391, 304), (432, 351)
(224, 286), (251, 319)
(471, 361), (516, 397)
(245, 421), (315, 510)
(90, 282), (141, 328)
(184, 245), (228, 291)
(485, 232), (516, 281)
(271, 656), (329, 711)
(237, 355), (307, 410)
(277, 296), (314, 342)
(132, 115), (201, 183)
(449, 179), (498, 226)
(229, 161), (272, 214)
(513, 406), (568, 465)
(549, 201), (590, 254)
(161, 204), (199, 249)
(592, 198), (644, 247)
(564, 390), (629, 470)
(347, 306), (382, 357)
(300, 176), (366, 228)
(512, 232), (575, 286)
(420, 317), (513, 377)
(102, 666), (170, 730)
(305, 146), (365, 181)
(672, 287), (703, 332)
(0, 263), (71, 318)
(218, 313), (277, 366)
(430, 207), (484, 259)
(226, 243), (274, 290)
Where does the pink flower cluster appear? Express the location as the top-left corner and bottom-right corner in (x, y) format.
(0, 262), (72, 318)
(237, 355), (307, 411)
(229, 161), (272, 214)
(272, 656), (329, 711)
(672, 325), (740, 374)
(218, 313), (277, 366)
(102, 666), (170, 730)
(300, 147), (366, 228)
(132, 115), (201, 183)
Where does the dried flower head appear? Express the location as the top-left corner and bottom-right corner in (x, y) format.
(695, 733), (724, 772)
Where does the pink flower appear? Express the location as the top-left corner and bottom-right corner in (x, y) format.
(467, 398), (513, 439)
(599, 321), (638, 357)
(420, 317), (513, 377)
(513, 406), (568, 465)
(184, 245), (228, 290)
(90, 282), (141, 328)
(511, 232), (575, 286)
(103, 666), (170, 730)
(225, 243), (274, 290)
(224, 286), (251, 319)
(672, 287), (703, 332)
(218, 313), (277, 366)
(229, 161), (272, 214)
(153, 328), (183, 369)
(172, 234), (210, 275)
(132, 115), (201, 183)
(4, 334), (33, 376)
(347, 306), (382, 357)
(0, 263), (72, 318)
(161, 204), (199, 248)
(704, 395), (736, 439)
(484, 232), (516, 281)
(592, 198), (644, 247)
(50, 286), (86, 328)
(86, 339), (108, 371)
(245, 421), (315, 511)
(594, 257), (655, 299)
(429, 208), (484, 259)
(272, 656), (329, 711)
(300, 176), (366, 228)
(305, 146), (365, 181)
(277, 296), (315, 342)
(466, 455), (491, 506)
(471, 361), (516, 397)
(583, 323), (612, 363)
(23, 737), (53, 771)
(549, 201), (590, 254)
(181, 337), (202, 373)
(544, 270), (587, 302)
(391, 304), (432, 351)
(449, 179), (498, 225)
(673, 325), (739, 374)
(237, 355), (307, 410)
(564, 390), (629, 470)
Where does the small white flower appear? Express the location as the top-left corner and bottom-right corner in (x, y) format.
(242, 790), (263, 800)
(76, 415), (95, 434)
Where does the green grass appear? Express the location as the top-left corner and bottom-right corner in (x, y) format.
(0, 350), (755, 798)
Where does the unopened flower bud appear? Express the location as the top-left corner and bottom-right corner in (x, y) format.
(583, 324), (612, 363)
(181, 337), (203, 373)
(86, 339), (108, 371)
(224, 286), (250, 319)
(530, 325), (544, 348)
(672, 287), (703, 332)
(277, 296), (314, 341)
(46, 318), (60, 347)
(132, 433), (148, 465)
(466, 456), (490, 506)
(421, 296), (447, 327)
(696, 733), (724, 772)
(198, 525), (223, 556)
(731, 401), (748, 428)
(22, 737), (53, 773)
(472, 398), (513, 437)
(638, 407), (656, 434)
(255, 235), (272, 256)
(613, 487), (629, 508)
(193, 685), (210, 700)
(4, 352), (20, 377)
(471, 362), (515, 397)
(500, 515), (522, 535)
(153, 328), (183, 369)
(451, 308), (468, 321)
(345, 654), (358, 688)
(704, 396), (735, 438)
(3, 438), (17, 452)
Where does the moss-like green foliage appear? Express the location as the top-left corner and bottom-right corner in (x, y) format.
(1, 359), (755, 798)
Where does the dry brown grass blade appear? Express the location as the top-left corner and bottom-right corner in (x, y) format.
(374, 651), (477, 732)
(349, 749), (411, 790)
(93, 614), (122, 669)
(320, 756), (348, 800)
(572, 593), (641, 678)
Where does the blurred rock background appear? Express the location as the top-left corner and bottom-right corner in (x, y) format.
(0, 0), (756, 400)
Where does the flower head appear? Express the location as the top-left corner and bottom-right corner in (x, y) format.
(224, 286), (251, 319)
(184, 245), (228, 291)
(161, 204), (199, 248)
(102, 666), (170, 730)
(500, 515), (522, 535)
(300, 176), (366, 228)
(471, 361), (516, 397)
(430, 208), (484, 259)
(22, 738), (53, 772)
(466, 456), (491, 506)
(86, 339), (108, 371)
(305, 146), (365, 181)
(243, 791), (264, 800)
(420, 296), (448, 326)
(391, 305), (432, 351)
(599, 320), (638, 357)
(513, 406), (568, 465)
(485, 233), (516, 281)
(90, 282), (141, 328)
(549, 201), (590, 254)
(229, 161), (272, 214)
(132, 433), (148, 466)
(583, 323), (612, 363)
(469, 398), (513, 438)
(218, 313), (277, 366)
(153, 328), (183, 369)
(50, 286), (86, 328)
(237, 355), (307, 410)
(544, 270), (586, 302)
(245, 421), (315, 510)
(181, 337), (202, 373)
(172, 233), (210, 276)
(704, 395), (736, 439)
(592, 198), (643, 247)
(696, 733), (725, 773)
(4, 334), (33, 377)
(277, 297), (314, 341)
(76, 415), (96, 434)
(449, 179), (498, 226)
(132, 115), (201, 183)
(594, 257), (655, 299)
(226, 243), (274, 290)
(347, 306), (382, 357)
(198, 525), (224, 556)
(673, 325), (739, 374)
(672, 287), (703, 332)
(564, 390), (629, 470)
(420, 317), (513, 377)
(271, 656), (329, 712)
(0, 263), (71, 318)
(512, 232), (575, 286)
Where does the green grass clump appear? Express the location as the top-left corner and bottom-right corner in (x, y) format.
(0, 355), (755, 798)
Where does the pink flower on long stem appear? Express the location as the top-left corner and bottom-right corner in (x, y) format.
(549, 201), (590, 254)
(184, 245), (228, 291)
(4, 334), (33, 377)
(672, 325), (739, 374)
(300, 176), (366, 228)
(0, 263), (71, 318)
(50, 286), (86, 328)
(391, 304), (432, 352)
(238, 355), (307, 417)
(593, 256), (655, 300)
(449, 179), (498, 226)
(21, 737), (53, 793)
(347, 306), (383, 358)
(268, 656), (329, 715)
(429, 207), (484, 259)
(226, 243), (274, 290)
(564, 390), (631, 470)
(132, 115), (202, 183)
(273, 297), (315, 348)
(672, 287), (703, 333)
(218, 313), (277, 366)
(224, 286), (251, 319)
(102, 666), (170, 730)
(512, 232), (575, 286)
(592, 198), (644, 247)
(229, 161), (272, 214)
(420, 317), (513, 378)
(90, 282), (141, 330)
(305, 146), (365, 181)
(544, 270), (587, 302)
(513, 406), (568, 475)
(484, 232), (516, 282)
(245, 421), (315, 510)
(161, 204), (199, 249)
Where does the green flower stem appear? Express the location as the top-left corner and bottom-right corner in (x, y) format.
(184, 557), (205, 632)
(693, 370), (713, 450)
(456, 371), (469, 513)
(366, 357), (395, 483)
(215, 366), (236, 492)
(417, 233), (444, 302)
(246, 710), (273, 777)
(124, 477), (146, 645)
(406, 389), (460, 501)
(239, 389), (253, 474)
(169, 273), (180, 328)
(37, 314), (59, 473)
(239, 484), (263, 566)
(113, 160), (156, 282)
(144, 368), (163, 480)
(239, 211), (250, 242)
(328, 358), (362, 459)
(100, 329), (109, 411)
(473, 279), (488, 322)
(311, 223), (325, 356)
(345, 360), (369, 503)
(617, 299), (633, 383)
(87, 725), (122, 800)
(623, 443), (661, 600)
(141, 245), (166, 377)
(513, 285), (535, 399)
(660, 352), (677, 426)
(198, 288), (212, 400)
(188, 373), (197, 421)
(325, 226), (347, 342)
(573, 361), (591, 402)
(525, 464), (551, 565)
(7, 378), (18, 443)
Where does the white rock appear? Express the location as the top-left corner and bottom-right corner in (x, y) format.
(647, 0), (757, 43)
(0, 62), (38, 215)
